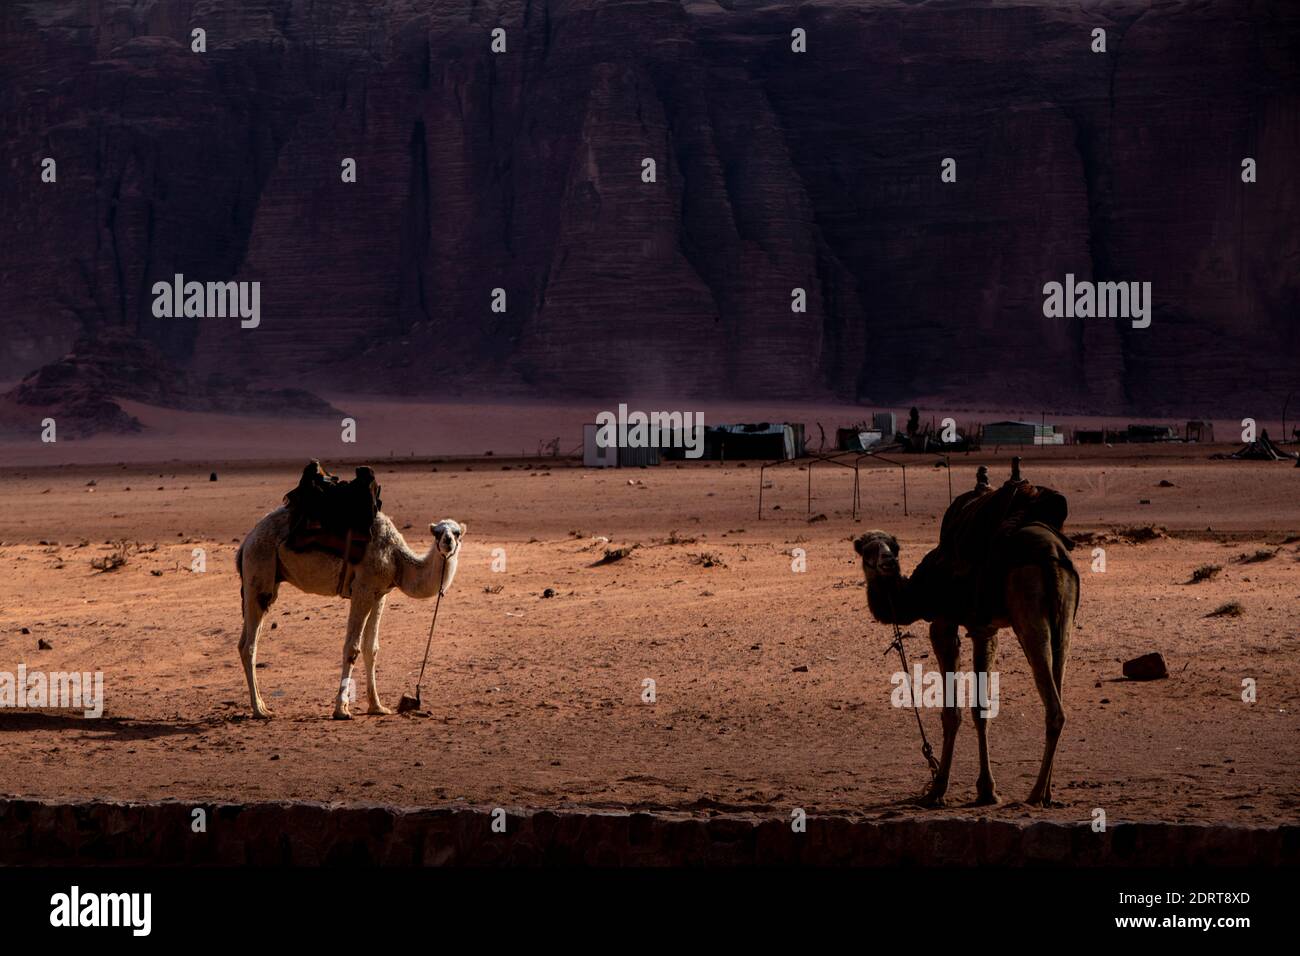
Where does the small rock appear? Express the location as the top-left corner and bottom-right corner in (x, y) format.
(1158, 479), (1175, 487)
(542, 587), (557, 598)
(37, 638), (53, 650)
(20, 627), (30, 635)
(209, 472), (218, 481)
(792, 664), (809, 673)
(1122, 652), (1168, 681)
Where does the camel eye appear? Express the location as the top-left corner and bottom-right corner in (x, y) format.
(453, 529), (462, 538)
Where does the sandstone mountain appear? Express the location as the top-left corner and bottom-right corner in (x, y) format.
(1, 330), (340, 436)
(1, 0), (1296, 415)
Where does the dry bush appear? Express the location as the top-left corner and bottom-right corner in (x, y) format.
(1234, 548), (1277, 564)
(91, 540), (131, 573)
(593, 544), (638, 565)
(1073, 525), (1167, 547)
(1206, 602), (1244, 618)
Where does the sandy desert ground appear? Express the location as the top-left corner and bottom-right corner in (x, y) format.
(0, 431), (1297, 825)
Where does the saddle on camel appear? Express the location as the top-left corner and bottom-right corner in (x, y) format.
(911, 459), (1075, 624)
(282, 460), (382, 597)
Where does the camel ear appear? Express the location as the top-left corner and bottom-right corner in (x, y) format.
(455, 523), (467, 538)
(853, 535), (868, 556)
(887, 534), (900, 556)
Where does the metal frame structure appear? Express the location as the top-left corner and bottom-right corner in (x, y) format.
(756, 449), (953, 519)
(757, 450), (862, 519)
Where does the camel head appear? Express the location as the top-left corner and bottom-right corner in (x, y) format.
(431, 518), (466, 558)
(854, 530), (916, 625)
(854, 530), (900, 579)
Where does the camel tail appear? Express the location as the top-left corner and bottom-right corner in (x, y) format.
(1051, 556), (1080, 665)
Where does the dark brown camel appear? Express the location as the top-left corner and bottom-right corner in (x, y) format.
(855, 465), (1080, 807)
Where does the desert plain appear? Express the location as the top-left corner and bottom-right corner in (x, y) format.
(0, 404), (1297, 827)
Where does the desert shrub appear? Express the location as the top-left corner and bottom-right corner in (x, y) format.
(1206, 602), (1244, 618)
(91, 540), (130, 573)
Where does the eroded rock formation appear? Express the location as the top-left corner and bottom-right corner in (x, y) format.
(1, 0), (1296, 413)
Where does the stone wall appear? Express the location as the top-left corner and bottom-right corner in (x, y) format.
(1, 799), (1293, 866)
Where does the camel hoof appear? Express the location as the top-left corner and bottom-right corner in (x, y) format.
(367, 704), (394, 716)
(971, 792), (1001, 807)
(252, 709), (274, 720)
(1025, 791), (1052, 808)
(917, 791), (947, 809)
(332, 709), (353, 721)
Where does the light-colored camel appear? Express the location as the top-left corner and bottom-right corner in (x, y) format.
(855, 524), (1079, 807)
(236, 511), (464, 719)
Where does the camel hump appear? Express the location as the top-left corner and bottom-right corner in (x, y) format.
(283, 460), (383, 562)
(939, 480), (1068, 561)
(920, 482), (1073, 625)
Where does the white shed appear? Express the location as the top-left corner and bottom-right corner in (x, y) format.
(583, 423), (618, 467)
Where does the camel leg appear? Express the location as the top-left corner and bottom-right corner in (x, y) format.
(968, 625), (1000, 805)
(333, 595), (373, 720)
(239, 583), (277, 719)
(1009, 569), (1065, 807)
(1041, 573), (1075, 803)
(1020, 637), (1063, 807)
(919, 620), (960, 807)
(362, 594), (392, 715)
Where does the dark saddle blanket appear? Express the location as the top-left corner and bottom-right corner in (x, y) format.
(939, 478), (1072, 569)
(913, 478), (1073, 623)
(283, 461), (382, 564)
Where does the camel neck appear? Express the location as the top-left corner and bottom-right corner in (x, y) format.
(867, 574), (921, 626)
(395, 538), (447, 598)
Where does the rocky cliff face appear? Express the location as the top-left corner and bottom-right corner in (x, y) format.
(4, 329), (340, 436)
(2, 0), (1297, 414)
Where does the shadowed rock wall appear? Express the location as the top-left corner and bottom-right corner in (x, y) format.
(2, 1), (1297, 413)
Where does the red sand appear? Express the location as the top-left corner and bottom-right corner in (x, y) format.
(0, 421), (1297, 824)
